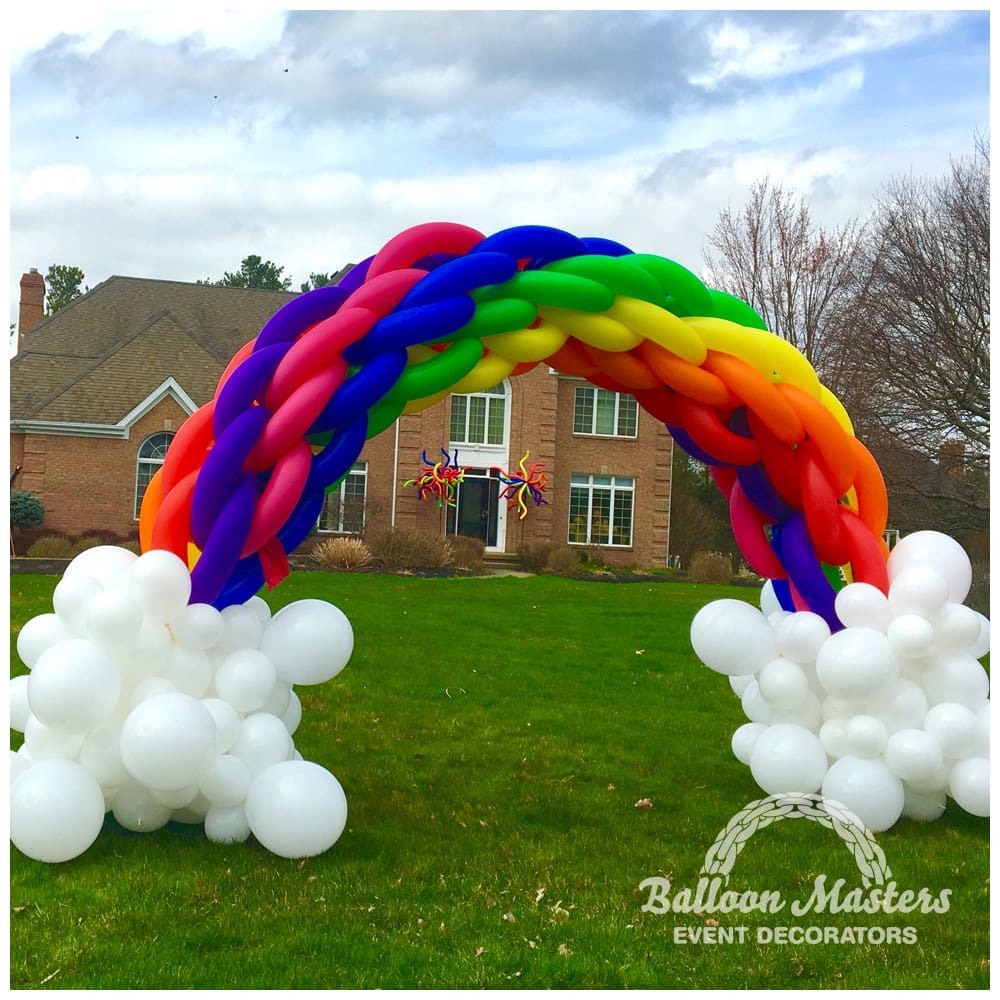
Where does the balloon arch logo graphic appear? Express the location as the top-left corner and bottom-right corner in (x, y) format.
(639, 793), (952, 946)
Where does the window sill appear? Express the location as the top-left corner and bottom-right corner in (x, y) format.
(571, 431), (639, 440)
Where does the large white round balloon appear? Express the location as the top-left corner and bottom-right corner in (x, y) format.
(774, 612), (831, 665)
(129, 549), (192, 625)
(833, 583), (891, 633)
(949, 757), (989, 817)
(63, 546), (138, 591)
(16, 613), (74, 669)
(28, 639), (121, 733)
(749, 723), (828, 794)
(920, 654), (989, 711)
(884, 728), (944, 784)
(821, 756), (904, 832)
(887, 531), (972, 605)
(245, 760), (348, 858)
(230, 713), (294, 777)
(815, 627), (898, 700)
(10, 760), (106, 862)
(922, 702), (978, 759)
(690, 599), (778, 677)
(120, 692), (217, 791)
(260, 599), (355, 685)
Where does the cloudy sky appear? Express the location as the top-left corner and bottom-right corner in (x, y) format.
(7, 7), (990, 342)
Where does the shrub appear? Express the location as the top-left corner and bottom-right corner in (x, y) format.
(687, 550), (733, 584)
(366, 527), (453, 570)
(10, 491), (44, 528)
(71, 535), (107, 556)
(545, 545), (581, 575)
(449, 534), (485, 572)
(25, 535), (76, 559)
(518, 539), (555, 572)
(311, 537), (372, 571)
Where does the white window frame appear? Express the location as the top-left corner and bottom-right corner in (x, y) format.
(134, 431), (175, 519)
(450, 382), (508, 447)
(317, 462), (368, 534)
(567, 473), (635, 547)
(572, 386), (638, 438)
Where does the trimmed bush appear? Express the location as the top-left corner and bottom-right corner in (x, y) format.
(25, 535), (76, 559)
(449, 534), (485, 572)
(518, 539), (555, 572)
(545, 545), (581, 575)
(10, 491), (44, 528)
(366, 527), (453, 571)
(311, 537), (373, 571)
(688, 550), (733, 584)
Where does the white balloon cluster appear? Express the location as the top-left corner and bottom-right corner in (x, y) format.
(10, 546), (353, 863)
(691, 532), (990, 831)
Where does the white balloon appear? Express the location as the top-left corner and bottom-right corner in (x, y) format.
(259, 679), (292, 718)
(200, 754), (252, 807)
(245, 760), (348, 858)
(10, 749), (31, 786)
(770, 692), (822, 732)
(888, 565), (950, 620)
(10, 675), (31, 732)
(903, 757), (952, 795)
(120, 692), (217, 791)
(968, 613), (990, 660)
(200, 698), (241, 754)
(949, 757), (989, 816)
(749, 723), (828, 794)
(834, 583), (891, 633)
(23, 714), (85, 761)
(886, 614), (935, 659)
(129, 549), (192, 624)
(64, 546), (138, 591)
(170, 603), (225, 652)
(887, 531), (972, 605)
(844, 715), (888, 758)
(151, 784), (201, 809)
(214, 650), (277, 714)
(163, 647), (213, 699)
(815, 627), (899, 700)
(923, 702), (978, 759)
(219, 605), (265, 654)
(729, 674), (755, 698)
(902, 784), (947, 823)
(28, 639), (121, 733)
(244, 596), (273, 626)
(819, 717), (850, 759)
(205, 803), (252, 844)
(740, 680), (772, 725)
(261, 599), (355, 685)
(934, 603), (984, 652)
(280, 690), (303, 736)
(866, 679), (929, 735)
(16, 613), (74, 669)
(690, 599), (777, 677)
(79, 723), (130, 788)
(758, 659), (810, 709)
(52, 573), (104, 631)
(84, 590), (145, 649)
(759, 580), (782, 617)
(775, 612), (830, 665)
(230, 713), (293, 776)
(130, 677), (178, 708)
(821, 756), (904, 832)
(10, 759), (106, 862)
(973, 702), (990, 757)
(111, 781), (173, 833)
(130, 623), (174, 679)
(921, 654), (989, 711)
(822, 694), (867, 722)
(885, 728), (944, 783)
(731, 722), (767, 765)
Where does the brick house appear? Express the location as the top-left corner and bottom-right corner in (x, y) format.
(10, 271), (674, 567)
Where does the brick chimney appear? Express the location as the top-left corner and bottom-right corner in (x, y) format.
(18, 268), (46, 352)
(939, 439), (965, 480)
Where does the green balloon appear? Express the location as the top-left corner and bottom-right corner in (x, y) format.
(707, 289), (768, 330)
(366, 398), (405, 439)
(474, 268), (615, 313)
(630, 254), (714, 317)
(385, 338), (485, 404)
(544, 254), (666, 307)
(434, 298), (537, 343)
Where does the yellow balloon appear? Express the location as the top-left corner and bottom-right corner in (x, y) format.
(483, 320), (568, 363)
(539, 306), (641, 352)
(607, 296), (707, 365)
(449, 352), (516, 394)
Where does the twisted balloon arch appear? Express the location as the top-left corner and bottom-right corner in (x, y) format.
(139, 222), (889, 629)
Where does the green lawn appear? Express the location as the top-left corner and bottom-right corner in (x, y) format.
(9, 572), (990, 989)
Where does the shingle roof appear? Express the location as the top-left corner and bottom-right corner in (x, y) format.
(10, 276), (297, 423)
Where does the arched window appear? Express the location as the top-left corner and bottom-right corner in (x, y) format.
(135, 432), (174, 518)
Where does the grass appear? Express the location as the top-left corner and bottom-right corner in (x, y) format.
(9, 572), (990, 989)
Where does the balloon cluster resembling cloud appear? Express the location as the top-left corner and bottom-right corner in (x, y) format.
(9, 222), (989, 861)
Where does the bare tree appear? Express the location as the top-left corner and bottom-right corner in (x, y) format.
(703, 176), (867, 379)
(838, 137), (989, 537)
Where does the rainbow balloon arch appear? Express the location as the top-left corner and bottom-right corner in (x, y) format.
(10, 223), (989, 863)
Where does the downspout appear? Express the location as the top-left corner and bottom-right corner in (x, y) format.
(391, 418), (399, 528)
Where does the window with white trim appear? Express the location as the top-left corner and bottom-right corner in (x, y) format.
(318, 462), (368, 533)
(450, 382), (507, 446)
(573, 386), (638, 437)
(568, 474), (635, 547)
(134, 432), (174, 518)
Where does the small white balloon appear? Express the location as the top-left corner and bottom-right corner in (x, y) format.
(52, 574), (104, 631)
(201, 698), (241, 754)
(866, 678), (929, 735)
(151, 784), (201, 809)
(244, 596), (273, 626)
(245, 760), (348, 858)
(731, 722), (768, 765)
(934, 603), (985, 652)
(163, 647), (213, 699)
(887, 531), (972, 605)
(758, 659), (810, 709)
(205, 803), (252, 844)
(280, 690), (303, 736)
(28, 639), (121, 733)
(259, 679), (292, 718)
(821, 756), (904, 832)
(84, 590), (145, 649)
(230, 713), (294, 776)
(949, 757), (989, 817)
(885, 728), (944, 783)
(770, 692), (822, 732)
(816, 627), (899, 700)
(79, 723), (130, 789)
(10, 759), (106, 862)
(902, 784), (947, 823)
(759, 580), (782, 617)
(886, 614), (935, 659)
(844, 715), (888, 758)
(740, 680), (772, 725)
(10, 675), (31, 732)
(16, 613), (74, 669)
(749, 723), (828, 795)
(120, 692), (217, 791)
(111, 781), (173, 833)
(218, 605), (265, 654)
(170, 603), (225, 652)
(834, 583), (891, 632)
(64, 546), (138, 591)
(968, 613), (990, 660)
(775, 612), (830, 665)
(10, 749), (31, 786)
(130, 677), (178, 707)
(214, 650), (277, 714)
(200, 754), (252, 808)
(690, 598), (779, 679)
(23, 714), (85, 761)
(921, 654), (989, 711)
(923, 702), (978, 759)
(729, 674), (755, 698)
(819, 717), (850, 759)
(129, 549), (192, 624)
(888, 565), (950, 619)
(261, 599), (355, 685)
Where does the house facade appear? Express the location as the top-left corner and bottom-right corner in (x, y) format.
(10, 271), (674, 567)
